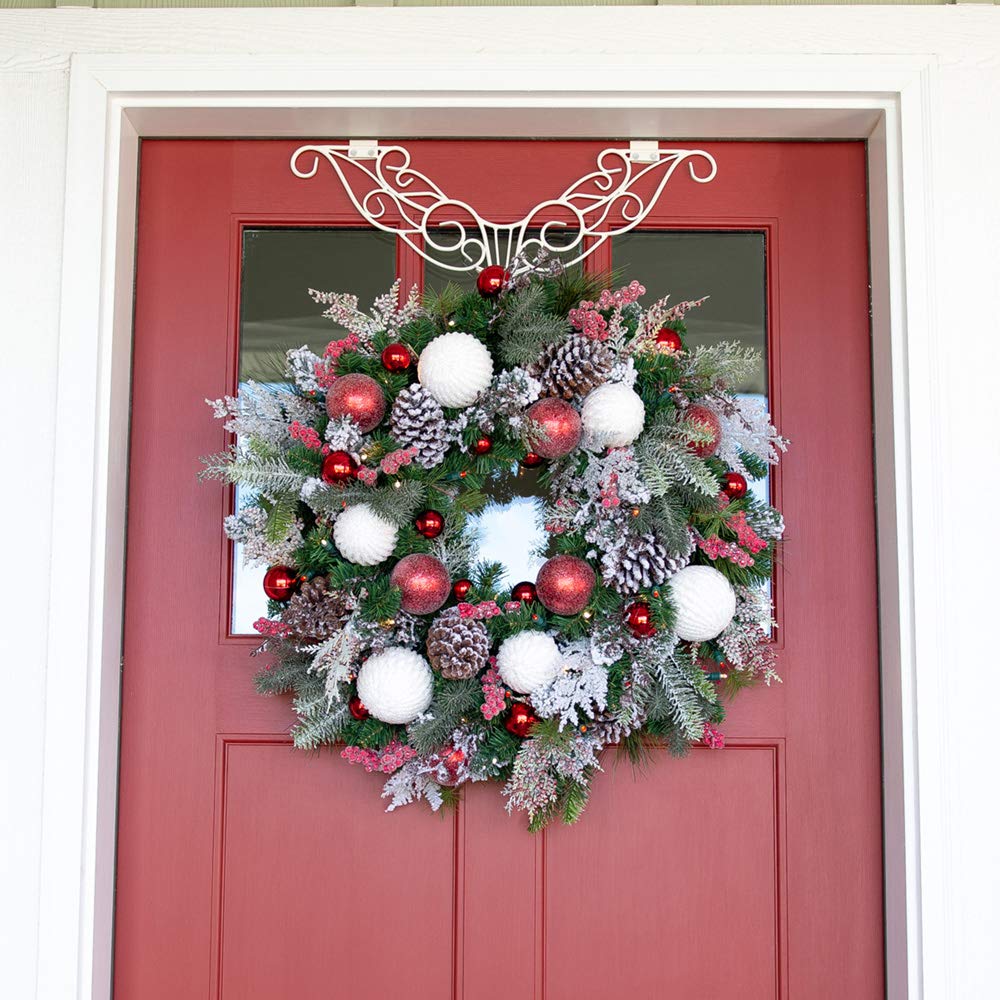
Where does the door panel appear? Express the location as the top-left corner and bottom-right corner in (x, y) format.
(118, 139), (881, 999)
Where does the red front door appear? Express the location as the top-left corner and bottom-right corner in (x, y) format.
(116, 140), (882, 998)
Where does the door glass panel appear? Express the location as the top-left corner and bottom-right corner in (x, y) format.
(465, 465), (551, 593)
(231, 228), (396, 634)
(613, 231), (767, 395)
(614, 230), (768, 492)
(614, 231), (773, 602)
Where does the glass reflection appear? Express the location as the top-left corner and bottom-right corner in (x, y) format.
(466, 465), (550, 589)
(232, 229), (395, 633)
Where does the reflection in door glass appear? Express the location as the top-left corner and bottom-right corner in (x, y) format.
(231, 229), (396, 634)
(615, 231), (773, 599)
(465, 465), (551, 592)
(615, 230), (768, 491)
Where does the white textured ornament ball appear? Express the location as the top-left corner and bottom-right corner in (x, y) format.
(417, 332), (494, 408)
(356, 648), (434, 724)
(670, 565), (737, 641)
(496, 631), (563, 695)
(580, 382), (646, 449)
(333, 503), (398, 566)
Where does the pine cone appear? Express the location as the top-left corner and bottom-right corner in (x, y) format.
(426, 607), (490, 680)
(282, 577), (352, 645)
(602, 532), (693, 595)
(389, 385), (449, 468)
(530, 334), (613, 400)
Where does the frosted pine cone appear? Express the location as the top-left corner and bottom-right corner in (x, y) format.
(426, 607), (490, 680)
(530, 334), (613, 400)
(389, 385), (448, 468)
(602, 532), (693, 595)
(282, 577), (353, 645)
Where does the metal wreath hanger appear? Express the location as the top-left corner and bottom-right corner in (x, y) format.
(290, 141), (718, 276)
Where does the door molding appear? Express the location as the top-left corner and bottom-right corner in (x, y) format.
(40, 46), (942, 1000)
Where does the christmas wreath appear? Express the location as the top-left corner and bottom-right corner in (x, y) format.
(202, 260), (787, 830)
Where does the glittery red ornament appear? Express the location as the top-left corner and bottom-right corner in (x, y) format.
(511, 581), (538, 604)
(452, 578), (472, 600)
(505, 702), (538, 738)
(321, 449), (358, 485)
(535, 555), (595, 616)
(625, 601), (656, 638)
(390, 553), (452, 615)
(263, 565), (298, 601)
(476, 265), (510, 298)
(526, 397), (582, 459)
(380, 342), (412, 372)
(721, 471), (748, 501)
(437, 747), (466, 786)
(348, 695), (370, 721)
(325, 373), (386, 433)
(414, 509), (445, 539)
(470, 436), (493, 456)
(685, 404), (722, 459)
(655, 327), (684, 352)
(521, 452), (545, 468)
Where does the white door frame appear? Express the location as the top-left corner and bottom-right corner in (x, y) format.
(38, 44), (946, 1000)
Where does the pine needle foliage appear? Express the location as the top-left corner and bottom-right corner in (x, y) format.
(262, 491), (300, 544)
(634, 412), (721, 499)
(493, 283), (570, 367)
(408, 678), (483, 754)
(254, 658), (309, 696)
(472, 726), (520, 779)
(199, 449), (307, 494)
(542, 267), (614, 318)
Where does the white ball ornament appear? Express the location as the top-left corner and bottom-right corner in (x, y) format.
(496, 631), (563, 695)
(356, 648), (434, 724)
(417, 331), (494, 408)
(580, 382), (646, 449)
(333, 503), (398, 566)
(669, 565), (737, 642)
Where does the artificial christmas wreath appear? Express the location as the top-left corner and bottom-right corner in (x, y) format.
(202, 258), (787, 830)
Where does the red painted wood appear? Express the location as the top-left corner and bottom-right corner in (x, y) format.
(118, 139), (882, 999)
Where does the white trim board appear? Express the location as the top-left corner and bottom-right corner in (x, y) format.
(15, 12), (1000, 999)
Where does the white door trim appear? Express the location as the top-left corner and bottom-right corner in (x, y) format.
(38, 45), (945, 1000)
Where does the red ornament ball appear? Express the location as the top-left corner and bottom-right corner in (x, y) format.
(380, 342), (412, 372)
(470, 436), (493, 456)
(505, 702), (538, 738)
(521, 451), (545, 469)
(414, 509), (445, 539)
(321, 449), (358, 485)
(437, 747), (466, 786)
(476, 265), (510, 298)
(526, 397), (582, 459)
(511, 580), (538, 604)
(655, 327), (684, 352)
(685, 404), (722, 459)
(348, 695), (370, 721)
(263, 565), (298, 602)
(452, 578), (473, 601)
(624, 602), (656, 638)
(721, 471), (748, 501)
(535, 555), (595, 616)
(325, 373), (386, 433)
(389, 553), (452, 615)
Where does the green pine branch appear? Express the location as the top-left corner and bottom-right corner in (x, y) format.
(408, 678), (483, 754)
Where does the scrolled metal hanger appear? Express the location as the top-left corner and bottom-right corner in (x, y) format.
(290, 142), (717, 276)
